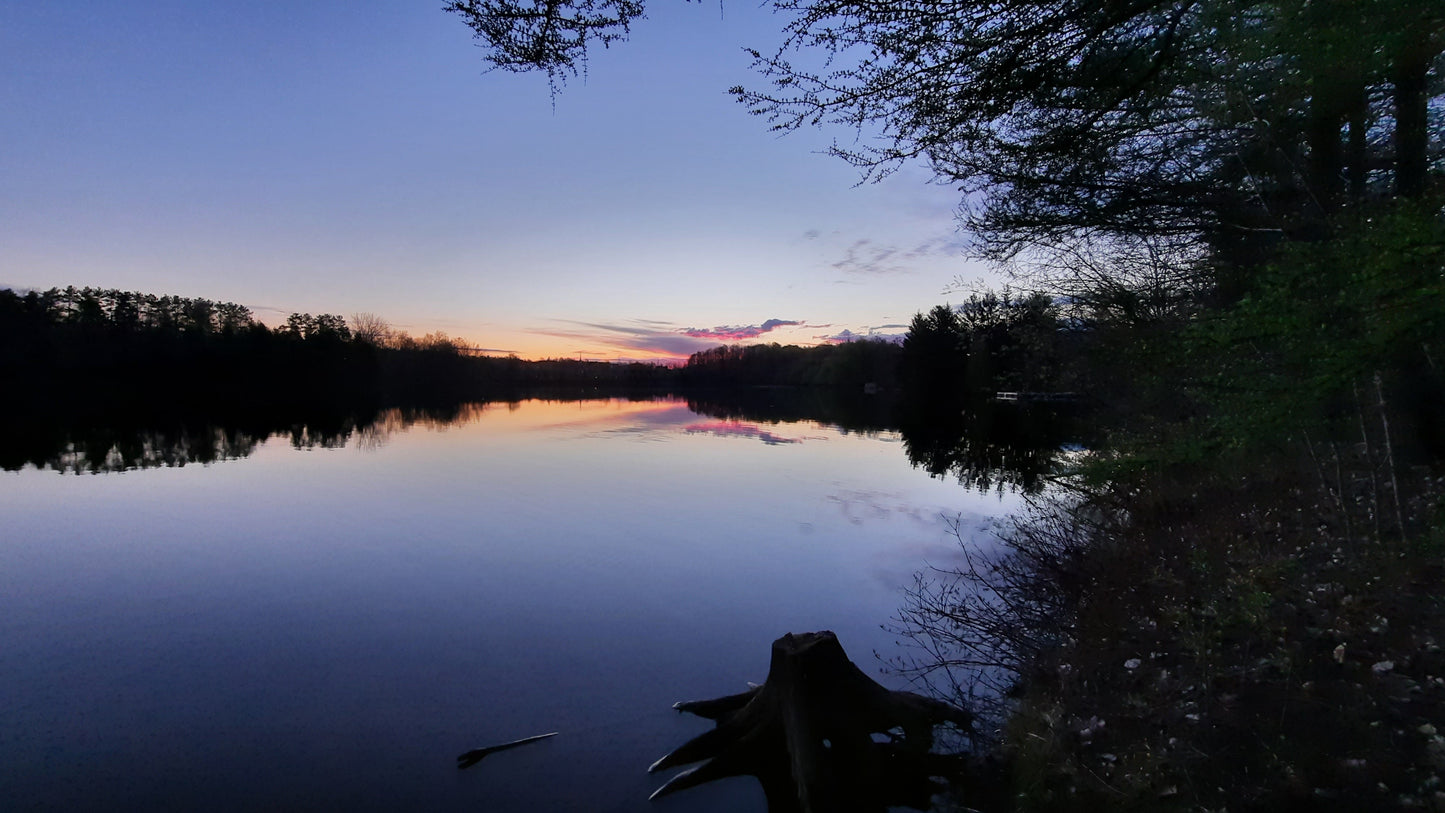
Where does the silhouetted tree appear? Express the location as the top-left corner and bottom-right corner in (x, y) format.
(901, 305), (966, 396)
(349, 312), (391, 346)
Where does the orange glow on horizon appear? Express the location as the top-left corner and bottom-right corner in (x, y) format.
(448, 332), (690, 364)
(304, 315), (834, 365)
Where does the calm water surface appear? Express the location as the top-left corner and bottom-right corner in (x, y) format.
(2, 397), (1022, 811)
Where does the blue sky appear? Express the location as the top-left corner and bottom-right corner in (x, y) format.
(1, 1), (996, 360)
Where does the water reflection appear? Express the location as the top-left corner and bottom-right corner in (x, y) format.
(354, 402), (503, 449)
(685, 389), (896, 437)
(0, 397), (665, 472)
(685, 420), (815, 445)
(1, 389), (1080, 491)
(896, 399), (1076, 494)
(0, 390), (1074, 812)
(1, 421), (264, 474)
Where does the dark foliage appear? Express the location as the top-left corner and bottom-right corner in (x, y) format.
(0, 286), (688, 409)
(900, 291), (1077, 399)
(444, 0), (651, 91)
(681, 338), (901, 390)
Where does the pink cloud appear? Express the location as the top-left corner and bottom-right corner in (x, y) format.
(682, 318), (802, 341)
(530, 317), (808, 360)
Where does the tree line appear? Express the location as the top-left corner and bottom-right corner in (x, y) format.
(0, 286), (686, 406)
(4, 284), (1089, 407)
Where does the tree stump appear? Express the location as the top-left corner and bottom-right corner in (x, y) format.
(648, 631), (976, 812)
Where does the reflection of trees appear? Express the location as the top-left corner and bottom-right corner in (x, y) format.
(685, 387), (895, 436)
(9, 424), (262, 474)
(0, 393), (651, 473)
(3, 388), (1078, 490)
(0, 407), (360, 473)
(687, 387), (1079, 495)
(286, 417), (358, 450)
(896, 400), (1076, 495)
(353, 403), (500, 449)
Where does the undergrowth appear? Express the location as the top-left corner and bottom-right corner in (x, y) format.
(888, 200), (1445, 812)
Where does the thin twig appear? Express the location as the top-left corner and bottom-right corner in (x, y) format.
(1355, 381), (1382, 543)
(1331, 441), (1354, 543)
(1375, 372), (1406, 542)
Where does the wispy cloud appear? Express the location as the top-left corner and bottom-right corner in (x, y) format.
(833, 239), (903, 276)
(529, 317), (808, 360)
(831, 235), (969, 277)
(250, 304), (293, 318)
(682, 318), (801, 341)
(814, 324), (909, 345)
(903, 235), (970, 261)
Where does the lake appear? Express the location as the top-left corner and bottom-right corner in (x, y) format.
(1, 394), (1044, 811)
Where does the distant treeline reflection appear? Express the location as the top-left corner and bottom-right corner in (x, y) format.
(1, 399), (546, 474)
(5, 390), (1081, 492)
(687, 389), (1079, 494)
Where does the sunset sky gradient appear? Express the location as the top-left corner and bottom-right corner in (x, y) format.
(1, 1), (997, 360)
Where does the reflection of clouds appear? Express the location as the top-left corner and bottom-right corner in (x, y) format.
(350, 399), (892, 449)
(826, 487), (943, 527)
(684, 420), (822, 446)
(579, 408), (704, 442)
(819, 485), (1008, 589)
(560, 408), (854, 445)
(355, 399), (702, 447)
(537, 403), (699, 438)
(863, 509), (1014, 592)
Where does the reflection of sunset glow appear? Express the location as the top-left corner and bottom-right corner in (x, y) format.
(353, 398), (693, 448)
(684, 420), (809, 446)
(518, 318), (818, 363)
(524, 398), (696, 433)
(344, 400), (882, 451)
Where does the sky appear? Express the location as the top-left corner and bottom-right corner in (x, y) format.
(0, 1), (998, 361)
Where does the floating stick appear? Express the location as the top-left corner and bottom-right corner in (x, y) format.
(456, 731), (558, 769)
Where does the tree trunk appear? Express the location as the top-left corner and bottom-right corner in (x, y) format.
(1306, 73), (1345, 217)
(1392, 34), (1432, 198)
(648, 631), (988, 812)
(1346, 84), (1369, 202)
